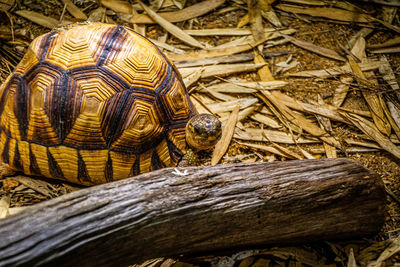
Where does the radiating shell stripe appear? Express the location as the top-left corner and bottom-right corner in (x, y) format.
(0, 23), (196, 185)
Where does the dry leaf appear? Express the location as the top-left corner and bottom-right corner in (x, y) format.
(87, 7), (106, 22)
(368, 36), (400, 49)
(316, 95), (337, 158)
(370, 235), (400, 267)
(138, 1), (205, 49)
(211, 105), (240, 165)
(261, 10), (282, 27)
(183, 27), (283, 36)
(255, 53), (275, 81)
(150, 38), (185, 54)
(237, 141), (294, 159)
(343, 112), (400, 160)
(284, 35), (345, 61)
(172, 0), (185, 9)
(237, 13), (250, 28)
(182, 68), (203, 88)
(347, 56), (391, 136)
(166, 35), (272, 61)
(250, 113), (281, 129)
(174, 53), (257, 68)
(178, 63), (266, 79)
(0, 0), (14, 12)
(234, 128), (318, 144)
(248, 0), (264, 52)
(131, 0), (225, 24)
(201, 87), (236, 102)
(260, 91), (341, 148)
(2, 178), (19, 191)
(100, 0), (136, 14)
(149, 0), (164, 11)
(202, 81), (288, 94)
(61, 0), (87, 20)
(288, 60), (384, 78)
(275, 4), (373, 23)
(262, 132), (304, 159)
(15, 10), (59, 29)
(371, 46), (400, 53)
(332, 77), (353, 107)
(207, 98), (258, 114)
(12, 175), (58, 198)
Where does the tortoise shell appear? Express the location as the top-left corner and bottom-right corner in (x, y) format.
(0, 23), (196, 185)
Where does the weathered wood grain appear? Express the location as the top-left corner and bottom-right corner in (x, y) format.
(0, 159), (385, 266)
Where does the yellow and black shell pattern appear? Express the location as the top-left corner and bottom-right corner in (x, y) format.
(0, 23), (196, 185)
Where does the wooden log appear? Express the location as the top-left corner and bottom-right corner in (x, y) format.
(0, 159), (385, 266)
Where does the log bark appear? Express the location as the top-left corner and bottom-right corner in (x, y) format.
(0, 159), (385, 266)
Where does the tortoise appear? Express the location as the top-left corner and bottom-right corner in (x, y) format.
(0, 23), (222, 185)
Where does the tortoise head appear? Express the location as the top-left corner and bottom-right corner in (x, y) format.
(185, 113), (222, 151)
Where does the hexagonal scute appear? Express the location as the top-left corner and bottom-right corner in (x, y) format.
(111, 98), (165, 152)
(102, 30), (168, 91)
(161, 77), (192, 121)
(43, 27), (97, 70)
(13, 48), (39, 76)
(24, 65), (64, 144)
(63, 93), (107, 148)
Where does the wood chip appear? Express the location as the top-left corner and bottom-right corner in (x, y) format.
(211, 105), (240, 165)
(130, 0), (225, 24)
